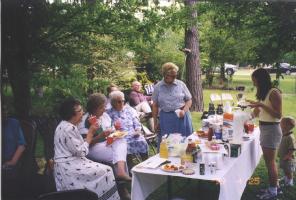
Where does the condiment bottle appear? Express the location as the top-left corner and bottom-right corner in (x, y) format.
(186, 138), (196, 154)
(208, 126), (213, 141)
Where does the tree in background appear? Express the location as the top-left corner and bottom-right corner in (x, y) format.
(184, 0), (203, 111)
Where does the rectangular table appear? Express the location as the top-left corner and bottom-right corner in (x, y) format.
(131, 128), (262, 200)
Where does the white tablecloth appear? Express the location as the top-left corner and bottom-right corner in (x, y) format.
(131, 128), (262, 200)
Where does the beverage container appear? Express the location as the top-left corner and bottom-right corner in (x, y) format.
(88, 115), (97, 125)
(213, 124), (222, 140)
(106, 136), (114, 145)
(208, 103), (215, 116)
(222, 112), (234, 141)
(244, 121), (254, 134)
(216, 104), (223, 115)
(208, 127), (214, 141)
(159, 136), (168, 159)
(209, 162), (217, 174)
(114, 119), (122, 130)
(199, 163), (205, 175)
(195, 146), (202, 163)
(201, 119), (210, 133)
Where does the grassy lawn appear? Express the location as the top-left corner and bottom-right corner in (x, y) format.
(35, 71), (296, 199)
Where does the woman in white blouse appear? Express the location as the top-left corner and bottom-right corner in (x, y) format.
(54, 98), (120, 200)
(78, 93), (131, 182)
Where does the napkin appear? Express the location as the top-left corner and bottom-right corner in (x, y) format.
(138, 157), (169, 169)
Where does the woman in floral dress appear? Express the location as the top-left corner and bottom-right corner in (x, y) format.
(107, 91), (149, 168)
(54, 98), (120, 200)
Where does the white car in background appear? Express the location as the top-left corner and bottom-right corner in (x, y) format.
(224, 63), (239, 75)
(203, 63), (239, 75)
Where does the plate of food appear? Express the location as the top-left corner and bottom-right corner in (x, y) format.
(110, 131), (128, 138)
(160, 164), (185, 173)
(195, 130), (208, 138)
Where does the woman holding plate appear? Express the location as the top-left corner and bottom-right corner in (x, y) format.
(78, 93), (131, 182)
(107, 91), (149, 168)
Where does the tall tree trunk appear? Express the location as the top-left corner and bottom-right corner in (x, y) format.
(184, 0), (203, 112)
(2, 0), (32, 119)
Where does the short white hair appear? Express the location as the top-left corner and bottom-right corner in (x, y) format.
(109, 90), (125, 106)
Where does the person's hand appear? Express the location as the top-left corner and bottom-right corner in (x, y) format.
(247, 101), (263, 108)
(103, 129), (112, 137)
(133, 129), (141, 138)
(3, 160), (17, 167)
(179, 110), (185, 118)
(283, 154), (293, 161)
(154, 121), (160, 133)
(114, 119), (122, 130)
(89, 123), (99, 136)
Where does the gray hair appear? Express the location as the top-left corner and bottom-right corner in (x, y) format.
(109, 90), (125, 107)
(161, 62), (179, 76)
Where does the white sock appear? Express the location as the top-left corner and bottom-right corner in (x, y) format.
(268, 187), (277, 195)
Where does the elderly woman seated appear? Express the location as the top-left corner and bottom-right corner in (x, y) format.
(78, 93), (131, 182)
(107, 91), (149, 168)
(53, 98), (120, 200)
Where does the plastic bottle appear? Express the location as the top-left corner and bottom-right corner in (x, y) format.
(208, 126), (214, 141)
(222, 112), (234, 141)
(159, 136), (168, 159)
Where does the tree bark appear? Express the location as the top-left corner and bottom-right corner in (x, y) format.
(184, 0), (203, 112)
(2, 0), (33, 119)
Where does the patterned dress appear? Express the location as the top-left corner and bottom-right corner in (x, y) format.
(107, 105), (148, 154)
(54, 120), (120, 200)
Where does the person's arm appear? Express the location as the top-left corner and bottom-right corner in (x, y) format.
(266, 90), (282, 119)
(179, 99), (192, 118)
(179, 82), (192, 118)
(283, 150), (294, 161)
(90, 129), (112, 145)
(85, 124), (98, 144)
(248, 90), (282, 119)
(152, 102), (159, 132)
(4, 145), (26, 166)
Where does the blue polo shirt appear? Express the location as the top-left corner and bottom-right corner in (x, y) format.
(3, 118), (26, 162)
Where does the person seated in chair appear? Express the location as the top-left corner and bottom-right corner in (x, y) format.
(129, 81), (154, 132)
(53, 98), (120, 200)
(106, 83), (120, 110)
(78, 93), (131, 182)
(107, 91), (149, 169)
(2, 104), (26, 182)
